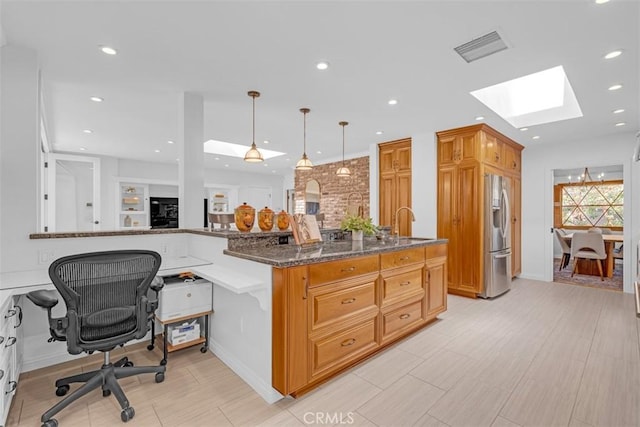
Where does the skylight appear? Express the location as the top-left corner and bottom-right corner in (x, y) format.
(470, 65), (583, 128)
(203, 139), (285, 160)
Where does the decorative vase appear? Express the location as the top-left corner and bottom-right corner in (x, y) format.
(351, 230), (363, 241)
(277, 210), (290, 230)
(258, 206), (274, 232)
(234, 202), (255, 232)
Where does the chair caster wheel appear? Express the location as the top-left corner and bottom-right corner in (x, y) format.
(155, 372), (165, 383)
(42, 418), (58, 427)
(55, 385), (69, 396)
(121, 406), (135, 422)
(147, 344), (154, 351)
(103, 389), (111, 397)
(160, 359), (167, 366)
(124, 361), (134, 367)
(200, 346), (207, 353)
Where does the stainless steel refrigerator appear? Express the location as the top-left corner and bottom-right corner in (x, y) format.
(478, 174), (512, 298)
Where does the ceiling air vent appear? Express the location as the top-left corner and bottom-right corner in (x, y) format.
(454, 30), (508, 63)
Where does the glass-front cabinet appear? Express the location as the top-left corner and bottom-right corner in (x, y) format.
(117, 182), (150, 229)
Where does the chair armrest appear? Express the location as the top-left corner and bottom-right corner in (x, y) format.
(26, 290), (59, 309)
(150, 276), (165, 293)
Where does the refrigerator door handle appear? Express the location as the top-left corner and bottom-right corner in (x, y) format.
(501, 187), (510, 240)
(495, 253), (511, 259)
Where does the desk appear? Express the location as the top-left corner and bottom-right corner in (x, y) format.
(563, 233), (623, 278)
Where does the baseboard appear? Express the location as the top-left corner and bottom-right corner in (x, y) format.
(209, 338), (283, 404)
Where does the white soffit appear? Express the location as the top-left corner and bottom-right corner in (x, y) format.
(203, 139), (285, 160)
(470, 65), (583, 128)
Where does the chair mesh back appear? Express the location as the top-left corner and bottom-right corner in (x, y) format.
(49, 251), (161, 343)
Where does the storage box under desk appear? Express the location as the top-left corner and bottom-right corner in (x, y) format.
(157, 277), (213, 322)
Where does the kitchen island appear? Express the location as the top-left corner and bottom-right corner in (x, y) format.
(221, 237), (448, 397)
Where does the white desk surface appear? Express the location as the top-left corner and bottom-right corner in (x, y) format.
(0, 256), (212, 293)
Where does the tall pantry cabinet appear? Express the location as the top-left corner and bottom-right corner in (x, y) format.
(436, 124), (523, 298)
(379, 138), (412, 236)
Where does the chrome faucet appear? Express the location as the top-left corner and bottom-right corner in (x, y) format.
(394, 207), (416, 238)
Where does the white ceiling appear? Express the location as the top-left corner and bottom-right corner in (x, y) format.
(2, 1), (638, 176)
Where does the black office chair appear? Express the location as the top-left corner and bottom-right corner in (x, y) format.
(26, 250), (167, 427)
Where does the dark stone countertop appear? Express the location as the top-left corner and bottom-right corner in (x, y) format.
(223, 237), (448, 267)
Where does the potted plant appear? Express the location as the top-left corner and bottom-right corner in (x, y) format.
(340, 214), (378, 241)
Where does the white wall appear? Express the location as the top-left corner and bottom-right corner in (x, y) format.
(522, 132), (638, 293)
(205, 168), (286, 212)
(0, 45), (40, 274)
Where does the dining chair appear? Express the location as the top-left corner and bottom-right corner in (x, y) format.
(554, 228), (572, 270)
(571, 232), (607, 281)
(587, 227), (603, 234)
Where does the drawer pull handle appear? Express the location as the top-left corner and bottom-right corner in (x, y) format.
(0, 370), (4, 380)
(400, 281), (411, 286)
(341, 266), (356, 272)
(6, 381), (17, 394)
(4, 309), (16, 319)
(399, 313), (411, 320)
(341, 338), (356, 347)
(5, 337), (16, 347)
(341, 298), (356, 305)
(399, 256), (410, 261)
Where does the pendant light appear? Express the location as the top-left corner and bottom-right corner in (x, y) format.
(243, 90), (264, 163)
(336, 121), (351, 177)
(295, 108), (313, 170)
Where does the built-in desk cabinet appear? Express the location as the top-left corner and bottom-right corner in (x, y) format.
(1, 295), (23, 426)
(272, 244), (447, 396)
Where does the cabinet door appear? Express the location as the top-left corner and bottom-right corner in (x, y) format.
(437, 166), (458, 289)
(396, 170), (412, 236)
(272, 266), (308, 394)
(503, 144), (521, 173)
(379, 148), (396, 174)
(510, 176), (522, 277)
(482, 133), (503, 168)
(425, 255), (447, 317)
(459, 132), (479, 163)
(457, 162), (481, 293)
(438, 135), (458, 165)
(379, 172), (395, 227)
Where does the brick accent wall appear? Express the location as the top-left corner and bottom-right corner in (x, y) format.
(294, 156), (370, 229)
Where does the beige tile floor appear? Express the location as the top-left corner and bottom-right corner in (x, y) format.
(7, 278), (640, 426)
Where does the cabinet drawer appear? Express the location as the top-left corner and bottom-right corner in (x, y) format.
(380, 247), (424, 270)
(381, 299), (425, 342)
(310, 319), (377, 379)
(309, 255), (379, 286)
(310, 280), (377, 332)
(381, 266), (424, 307)
(425, 243), (447, 259)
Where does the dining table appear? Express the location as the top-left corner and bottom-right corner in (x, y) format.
(563, 233), (623, 278)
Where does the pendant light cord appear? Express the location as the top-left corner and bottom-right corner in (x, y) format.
(303, 110), (307, 155)
(252, 95), (256, 146)
(342, 124), (346, 166)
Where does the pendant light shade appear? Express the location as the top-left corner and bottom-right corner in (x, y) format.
(295, 108), (313, 170)
(336, 121), (351, 177)
(244, 91), (264, 163)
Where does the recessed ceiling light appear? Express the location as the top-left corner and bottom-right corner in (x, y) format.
(376, 131), (383, 135)
(608, 84), (622, 91)
(613, 109), (625, 114)
(263, 140), (269, 144)
(83, 129), (92, 134)
(176, 158), (180, 162)
(388, 99), (398, 105)
(79, 147), (87, 151)
(214, 157), (220, 160)
(272, 170), (276, 173)
(167, 140), (174, 144)
(595, 0), (610, 4)
(316, 61), (329, 70)
(154, 149), (161, 153)
(90, 96), (103, 102)
(224, 164), (229, 167)
(615, 122), (626, 127)
(604, 50), (622, 60)
(532, 135), (540, 140)
(475, 116), (484, 121)
(285, 158), (290, 161)
(100, 46), (117, 55)
(264, 163), (269, 167)
(520, 127), (529, 131)
(316, 151), (322, 154)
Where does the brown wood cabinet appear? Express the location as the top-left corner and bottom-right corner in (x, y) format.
(272, 243), (447, 396)
(379, 138), (412, 236)
(437, 124), (523, 298)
